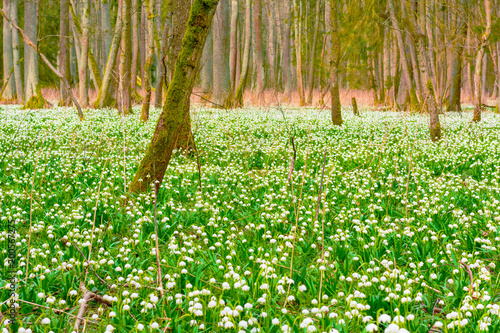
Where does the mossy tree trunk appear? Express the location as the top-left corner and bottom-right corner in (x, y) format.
(2, 0), (15, 101)
(11, 0), (23, 104)
(171, 0), (195, 151)
(213, 0), (233, 108)
(330, 0), (342, 126)
(141, 0), (155, 122)
(79, 0), (90, 107)
(129, 0), (219, 194)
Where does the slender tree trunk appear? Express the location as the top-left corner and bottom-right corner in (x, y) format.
(294, 0), (305, 105)
(59, 0), (71, 105)
(330, 0), (342, 125)
(101, 0), (112, 63)
(254, 0), (265, 95)
(266, 1), (276, 90)
(280, 1), (293, 95)
(129, 0), (219, 194)
(472, 0), (491, 122)
(213, 0), (233, 107)
(2, 0), (15, 100)
(131, 0), (139, 91)
(497, 42), (500, 111)
(154, 22), (167, 108)
(235, 0), (251, 107)
(11, 0), (23, 103)
(79, 0), (90, 107)
(229, 0), (238, 92)
(307, 0), (322, 104)
(95, 0), (122, 109)
(119, 0), (132, 115)
(141, 0), (154, 122)
(24, 0), (39, 102)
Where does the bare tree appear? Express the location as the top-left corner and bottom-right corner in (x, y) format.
(11, 0), (22, 103)
(141, 0), (155, 122)
(2, 0), (15, 100)
(330, 0), (342, 125)
(213, 0), (233, 107)
(119, 0), (132, 115)
(235, 0), (251, 107)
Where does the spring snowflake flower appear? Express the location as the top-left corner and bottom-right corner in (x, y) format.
(366, 323), (378, 332)
(136, 324), (144, 331)
(41, 318), (51, 325)
(272, 318), (280, 325)
(378, 314), (391, 323)
(105, 325), (114, 332)
(384, 324), (399, 333)
(150, 322), (159, 329)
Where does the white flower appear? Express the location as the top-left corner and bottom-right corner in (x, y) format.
(378, 314), (391, 323)
(105, 325), (114, 332)
(272, 318), (280, 325)
(398, 329), (410, 333)
(366, 323), (378, 332)
(239, 321), (248, 328)
(299, 285), (307, 291)
(136, 324), (144, 331)
(384, 324), (399, 333)
(41, 318), (51, 325)
(150, 322), (159, 329)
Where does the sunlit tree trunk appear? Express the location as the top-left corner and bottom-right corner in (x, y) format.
(79, 0), (90, 107)
(129, 0), (219, 194)
(131, 0), (139, 91)
(280, 1), (293, 95)
(24, 0), (39, 102)
(59, 0), (71, 105)
(200, 28), (213, 97)
(266, 1), (277, 90)
(254, 0), (265, 95)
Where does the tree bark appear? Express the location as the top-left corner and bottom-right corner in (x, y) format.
(229, 0), (238, 92)
(213, 0), (233, 107)
(119, 0), (132, 115)
(330, 0), (342, 125)
(472, 0), (491, 122)
(200, 28), (213, 96)
(293, 0), (305, 105)
(266, 1), (277, 90)
(2, 0), (15, 100)
(79, 0), (90, 107)
(307, 0), (322, 104)
(24, 0), (39, 102)
(11, 0), (23, 103)
(235, 0), (251, 107)
(129, 0), (219, 194)
(154, 20), (168, 108)
(131, 0), (139, 91)
(59, 0), (71, 105)
(141, 0), (155, 122)
(253, 0), (265, 95)
(280, 1), (293, 95)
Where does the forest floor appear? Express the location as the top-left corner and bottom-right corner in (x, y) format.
(1, 105), (500, 332)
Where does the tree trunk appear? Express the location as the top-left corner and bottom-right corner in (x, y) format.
(154, 22), (168, 108)
(59, 0), (71, 105)
(229, 0), (238, 92)
(171, 0), (194, 150)
(131, 0), (139, 91)
(280, 1), (293, 95)
(79, 0), (90, 107)
(2, 0), (15, 100)
(200, 28), (213, 97)
(253, 0), (264, 95)
(101, 0), (112, 63)
(306, 0), (322, 105)
(24, 0), (39, 102)
(293, 0), (305, 105)
(141, 0), (155, 122)
(266, 1), (277, 90)
(213, 0), (233, 107)
(446, 0), (467, 112)
(330, 0), (342, 125)
(95, 0), (122, 109)
(235, 0), (251, 107)
(129, 0), (219, 194)
(119, 0), (132, 115)
(472, 0), (491, 122)
(11, 0), (23, 103)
